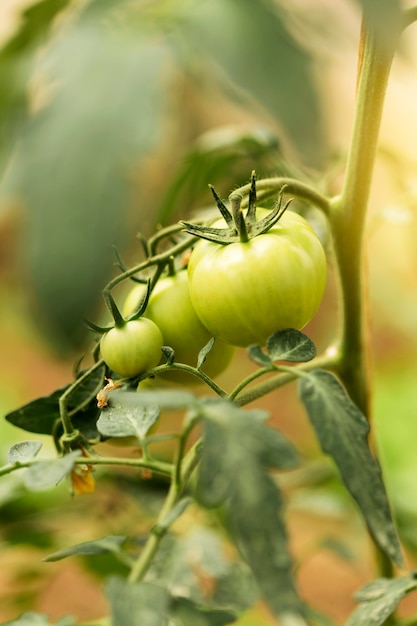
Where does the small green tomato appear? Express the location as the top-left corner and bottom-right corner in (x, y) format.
(100, 318), (163, 378)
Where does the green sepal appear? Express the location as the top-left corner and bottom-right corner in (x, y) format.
(181, 172), (291, 245)
(125, 278), (152, 321)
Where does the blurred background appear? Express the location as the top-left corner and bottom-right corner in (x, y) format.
(1, 0), (417, 624)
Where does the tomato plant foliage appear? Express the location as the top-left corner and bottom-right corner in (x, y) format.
(1, 1), (416, 625)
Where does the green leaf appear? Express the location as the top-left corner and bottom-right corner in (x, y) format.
(97, 392), (160, 440)
(345, 572), (417, 626)
(44, 535), (127, 562)
(227, 464), (305, 621)
(0, 0), (72, 172)
(157, 497), (192, 533)
(0, 613), (50, 626)
(105, 577), (170, 626)
(0, 610), (75, 625)
(7, 441), (42, 463)
(266, 329), (317, 362)
(247, 345), (273, 367)
(197, 400), (299, 508)
(156, 125), (287, 224)
(130, 389), (197, 411)
(355, 0), (402, 50)
(170, 597), (237, 626)
(5, 19), (170, 349)
(182, 0), (324, 164)
(147, 527), (258, 613)
(197, 338), (215, 369)
(298, 369), (404, 568)
(23, 450), (81, 491)
(5, 365), (105, 435)
(197, 399), (304, 621)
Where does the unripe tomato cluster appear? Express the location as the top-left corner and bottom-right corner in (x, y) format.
(99, 206), (327, 380)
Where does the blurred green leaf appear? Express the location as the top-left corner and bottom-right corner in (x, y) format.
(197, 400), (303, 622)
(170, 597), (237, 626)
(7, 440), (42, 463)
(345, 572), (417, 626)
(4, 19), (171, 348)
(197, 400), (298, 507)
(227, 464), (304, 622)
(97, 392), (160, 440)
(44, 534), (127, 562)
(355, 0), (402, 50)
(1, 613), (50, 626)
(148, 527), (258, 613)
(298, 369), (404, 568)
(181, 0), (325, 165)
(157, 126), (289, 223)
(106, 577), (170, 626)
(128, 389), (196, 410)
(0, 0), (72, 172)
(23, 449), (81, 490)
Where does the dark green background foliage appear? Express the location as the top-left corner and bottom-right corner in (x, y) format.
(0, 0), (328, 350)
(0, 0), (400, 350)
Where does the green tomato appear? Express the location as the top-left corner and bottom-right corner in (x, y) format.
(100, 318), (163, 378)
(187, 209), (327, 347)
(123, 270), (234, 382)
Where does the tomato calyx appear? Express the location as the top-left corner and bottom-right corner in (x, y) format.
(85, 280), (152, 335)
(181, 170), (292, 245)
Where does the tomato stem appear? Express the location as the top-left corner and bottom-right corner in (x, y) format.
(330, 16), (398, 416)
(230, 193), (249, 243)
(328, 12), (401, 583)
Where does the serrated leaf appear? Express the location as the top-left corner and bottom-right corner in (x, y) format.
(44, 535), (127, 562)
(197, 400), (299, 508)
(298, 369), (404, 568)
(5, 365), (105, 435)
(105, 577), (170, 626)
(247, 344), (273, 367)
(170, 597), (237, 626)
(7, 441), (42, 463)
(196, 399), (303, 621)
(227, 464), (305, 621)
(266, 329), (316, 363)
(23, 450), (81, 491)
(97, 392), (160, 440)
(345, 573), (417, 626)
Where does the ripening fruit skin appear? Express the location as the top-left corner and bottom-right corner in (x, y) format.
(187, 209), (327, 347)
(100, 318), (163, 378)
(123, 270), (235, 382)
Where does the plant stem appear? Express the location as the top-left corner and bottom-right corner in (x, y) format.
(127, 419), (200, 584)
(329, 15), (400, 583)
(330, 18), (398, 416)
(233, 176), (331, 217)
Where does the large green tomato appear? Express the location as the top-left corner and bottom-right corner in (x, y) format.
(100, 319), (163, 378)
(123, 270), (234, 382)
(187, 209), (327, 347)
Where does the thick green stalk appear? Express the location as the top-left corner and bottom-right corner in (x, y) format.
(330, 16), (401, 591)
(330, 18), (398, 416)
